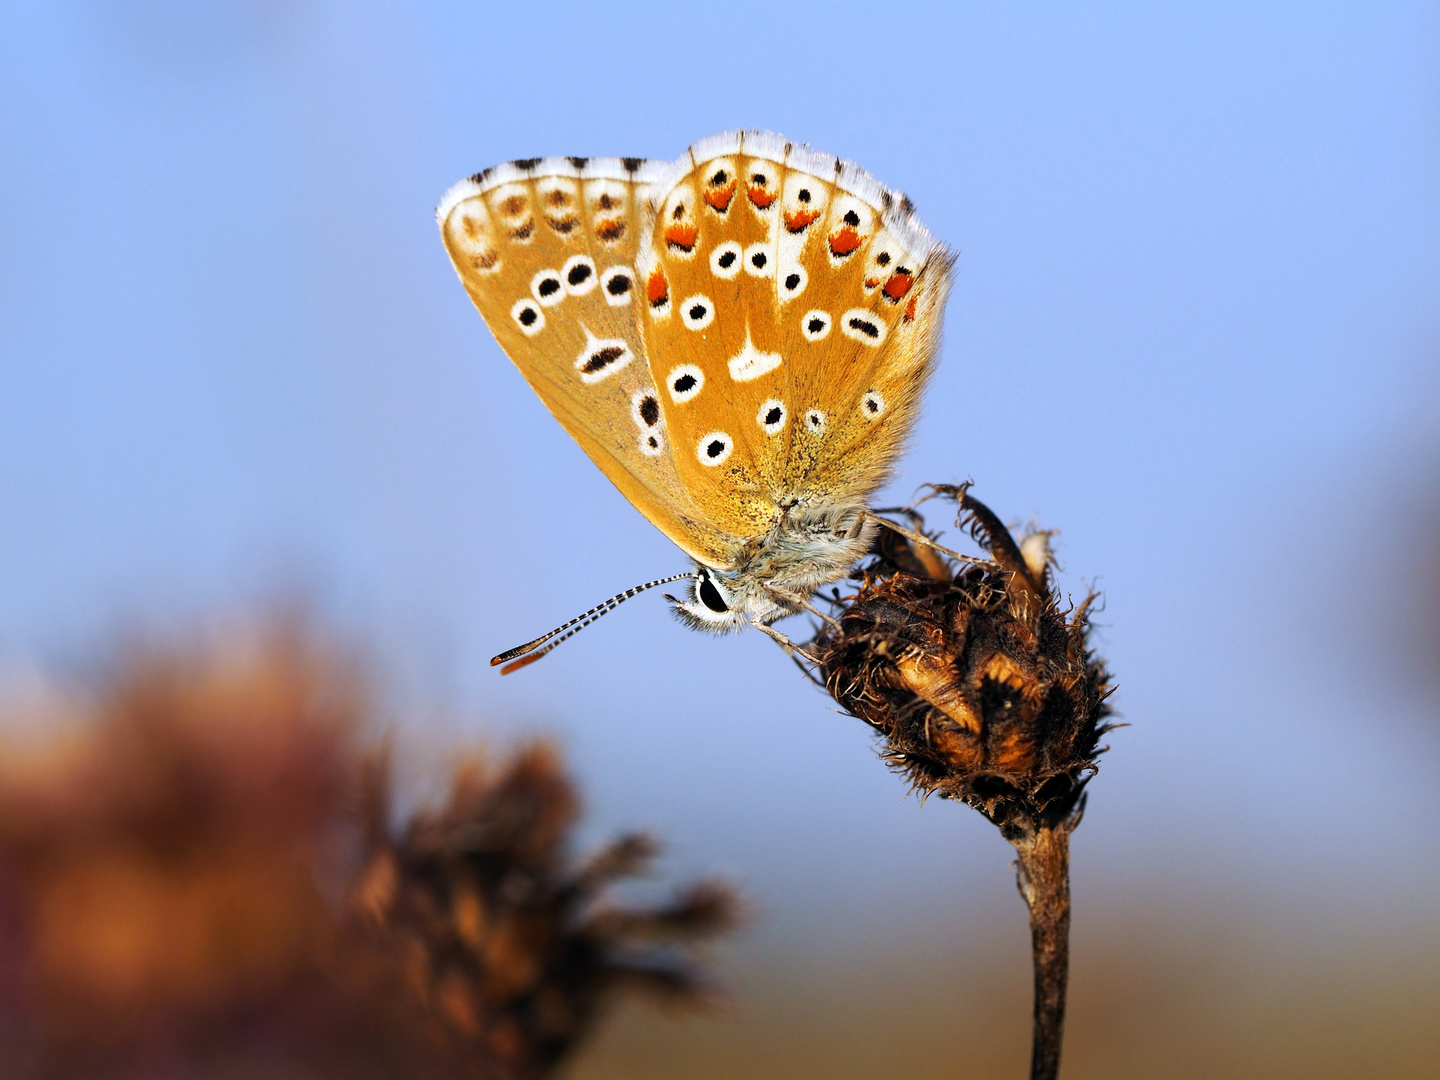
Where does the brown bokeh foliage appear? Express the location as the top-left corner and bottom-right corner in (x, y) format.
(0, 622), (737, 1079)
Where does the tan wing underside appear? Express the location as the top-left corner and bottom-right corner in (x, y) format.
(638, 135), (954, 542)
(439, 161), (735, 568)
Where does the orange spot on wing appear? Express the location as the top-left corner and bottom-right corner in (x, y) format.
(903, 295), (917, 321)
(864, 277), (880, 289)
(828, 226), (862, 256)
(747, 185), (777, 208)
(784, 208), (819, 233)
(704, 180), (737, 212)
(883, 271), (914, 300)
(647, 269), (669, 305)
(664, 223), (697, 250)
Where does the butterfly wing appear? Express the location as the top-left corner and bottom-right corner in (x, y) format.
(438, 157), (735, 567)
(635, 132), (954, 543)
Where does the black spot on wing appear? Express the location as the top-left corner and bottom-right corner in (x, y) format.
(582, 346), (626, 375)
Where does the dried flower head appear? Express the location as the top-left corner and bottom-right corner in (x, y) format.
(811, 484), (1116, 1080)
(814, 484), (1115, 837)
(346, 743), (741, 1080)
(0, 619), (739, 1080)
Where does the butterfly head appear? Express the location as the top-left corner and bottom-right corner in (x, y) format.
(667, 566), (751, 634)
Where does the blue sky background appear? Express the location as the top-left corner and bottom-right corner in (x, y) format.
(2, 1), (1438, 948)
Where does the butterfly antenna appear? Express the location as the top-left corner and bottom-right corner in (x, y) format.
(491, 573), (692, 674)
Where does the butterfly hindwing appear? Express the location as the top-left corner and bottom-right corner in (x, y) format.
(438, 157), (733, 567)
(636, 132), (954, 547)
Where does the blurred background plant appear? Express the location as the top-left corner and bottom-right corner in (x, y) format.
(0, 620), (738, 1079)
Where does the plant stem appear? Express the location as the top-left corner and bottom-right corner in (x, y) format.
(1012, 821), (1072, 1080)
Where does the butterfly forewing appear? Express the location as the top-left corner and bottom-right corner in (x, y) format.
(438, 157), (734, 567)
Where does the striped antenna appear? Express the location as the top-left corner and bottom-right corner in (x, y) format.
(491, 573), (692, 675)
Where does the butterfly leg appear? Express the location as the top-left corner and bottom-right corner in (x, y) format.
(862, 511), (994, 569)
(750, 619), (820, 666)
(762, 582), (842, 631)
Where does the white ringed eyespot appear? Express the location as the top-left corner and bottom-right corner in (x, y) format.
(561, 254), (598, 296)
(805, 409), (827, 434)
(758, 399), (787, 434)
(709, 241), (742, 280)
(840, 307), (887, 345)
(743, 242), (774, 277)
(600, 265), (633, 306)
(667, 364), (704, 403)
(801, 310), (831, 341)
(680, 294), (715, 331)
(574, 338), (632, 384)
(861, 390), (886, 419)
(631, 389), (662, 430)
(779, 266), (807, 301)
(510, 298), (544, 336)
(530, 268), (566, 307)
(639, 431), (665, 456)
(696, 431), (733, 466)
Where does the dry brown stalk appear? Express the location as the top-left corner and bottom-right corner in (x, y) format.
(812, 485), (1116, 1080)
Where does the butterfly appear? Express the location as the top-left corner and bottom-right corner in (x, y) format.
(437, 131), (954, 671)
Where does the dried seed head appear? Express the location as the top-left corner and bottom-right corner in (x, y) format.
(814, 486), (1114, 837)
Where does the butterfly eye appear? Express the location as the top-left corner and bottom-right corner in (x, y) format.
(696, 431), (733, 466)
(696, 569), (731, 614)
(801, 310), (831, 341)
(510, 298), (545, 336)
